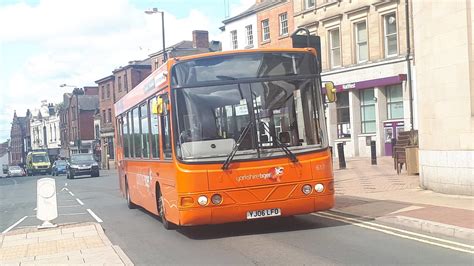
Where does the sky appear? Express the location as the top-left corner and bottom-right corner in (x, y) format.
(0, 0), (254, 142)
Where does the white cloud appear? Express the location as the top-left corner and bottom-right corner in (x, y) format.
(0, 0), (217, 141)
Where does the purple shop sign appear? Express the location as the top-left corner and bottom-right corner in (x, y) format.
(330, 74), (407, 93)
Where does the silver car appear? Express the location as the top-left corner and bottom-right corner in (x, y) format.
(7, 166), (25, 177)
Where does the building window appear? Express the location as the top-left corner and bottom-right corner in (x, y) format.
(279, 13), (288, 36)
(118, 76), (122, 92)
(305, 0), (315, 9)
(106, 84), (110, 99)
(102, 110), (106, 124)
(230, 30), (238, 50)
(329, 28), (341, 68)
(386, 85), (404, 119)
(337, 91), (351, 138)
(262, 19), (270, 42)
(384, 13), (398, 57)
(245, 25), (253, 47)
(108, 108), (112, 123)
(124, 74), (128, 91)
(101, 86), (105, 100)
(95, 125), (100, 139)
(355, 21), (368, 63)
(360, 89), (376, 133)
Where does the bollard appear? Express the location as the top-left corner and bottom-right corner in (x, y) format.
(337, 142), (346, 169)
(370, 140), (377, 165)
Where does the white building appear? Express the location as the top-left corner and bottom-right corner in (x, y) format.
(30, 101), (61, 159)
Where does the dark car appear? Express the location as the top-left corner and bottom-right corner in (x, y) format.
(67, 153), (100, 179)
(52, 160), (68, 176)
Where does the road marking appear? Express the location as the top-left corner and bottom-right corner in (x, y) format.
(87, 209), (103, 223)
(312, 212), (474, 254)
(2, 216), (28, 234)
(321, 211), (474, 249)
(76, 198), (84, 206)
(68, 191), (75, 196)
(65, 182), (68, 187)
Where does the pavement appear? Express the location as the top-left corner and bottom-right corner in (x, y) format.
(0, 222), (133, 265)
(332, 156), (474, 241)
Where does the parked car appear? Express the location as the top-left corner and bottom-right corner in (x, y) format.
(2, 164), (8, 174)
(51, 160), (68, 176)
(7, 166), (25, 177)
(66, 153), (100, 179)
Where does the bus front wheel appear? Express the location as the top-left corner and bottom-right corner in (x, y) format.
(157, 185), (177, 230)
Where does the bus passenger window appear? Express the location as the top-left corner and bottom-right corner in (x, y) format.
(161, 94), (172, 159)
(150, 98), (160, 159)
(140, 103), (150, 158)
(123, 113), (130, 158)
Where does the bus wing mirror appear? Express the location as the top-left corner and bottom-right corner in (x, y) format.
(152, 98), (164, 115)
(325, 81), (337, 103)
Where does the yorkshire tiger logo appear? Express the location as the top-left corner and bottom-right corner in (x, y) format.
(269, 167), (284, 181)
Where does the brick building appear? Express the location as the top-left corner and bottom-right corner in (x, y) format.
(256, 0), (294, 48)
(61, 87), (99, 155)
(149, 30), (220, 71)
(94, 60), (152, 168)
(9, 111), (28, 166)
(293, 0), (415, 158)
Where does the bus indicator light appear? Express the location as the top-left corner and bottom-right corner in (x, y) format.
(197, 196), (208, 206)
(181, 197), (194, 207)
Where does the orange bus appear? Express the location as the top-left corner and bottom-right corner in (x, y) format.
(115, 43), (335, 229)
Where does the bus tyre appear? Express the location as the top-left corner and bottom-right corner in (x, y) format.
(125, 179), (136, 209)
(157, 189), (177, 230)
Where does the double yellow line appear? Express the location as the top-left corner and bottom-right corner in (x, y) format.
(312, 211), (474, 254)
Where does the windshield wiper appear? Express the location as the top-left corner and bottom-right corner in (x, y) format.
(222, 120), (253, 170)
(261, 123), (298, 163)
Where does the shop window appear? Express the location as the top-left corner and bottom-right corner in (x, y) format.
(386, 84), (404, 119)
(354, 21), (368, 63)
(384, 13), (398, 57)
(336, 91), (351, 138)
(329, 28), (341, 68)
(360, 89), (376, 133)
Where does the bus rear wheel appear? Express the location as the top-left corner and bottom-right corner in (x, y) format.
(157, 187), (177, 230)
(125, 178), (136, 209)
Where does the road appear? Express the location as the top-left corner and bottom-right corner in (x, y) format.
(1, 171), (473, 265)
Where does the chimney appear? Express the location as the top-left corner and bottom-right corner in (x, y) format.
(192, 30), (209, 49)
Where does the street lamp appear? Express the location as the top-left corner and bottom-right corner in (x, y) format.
(145, 8), (167, 62)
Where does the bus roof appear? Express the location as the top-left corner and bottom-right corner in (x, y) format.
(114, 48), (316, 117)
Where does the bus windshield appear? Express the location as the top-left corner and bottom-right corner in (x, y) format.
(173, 53), (325, 163)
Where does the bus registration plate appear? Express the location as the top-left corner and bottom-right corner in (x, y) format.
(246, 208), (281, 219)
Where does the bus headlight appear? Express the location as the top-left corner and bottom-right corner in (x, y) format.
(315, 184), (324, 193)
(211, 194), (222, 205)
(197, 196), (208, 206)
(302, 184), (312, 195)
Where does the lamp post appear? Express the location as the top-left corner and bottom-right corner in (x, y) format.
(145, 8), (167, 62)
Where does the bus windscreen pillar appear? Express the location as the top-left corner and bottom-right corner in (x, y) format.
(37, 178), (58, 228)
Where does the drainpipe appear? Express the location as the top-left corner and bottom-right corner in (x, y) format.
(405, 0), (414, 130)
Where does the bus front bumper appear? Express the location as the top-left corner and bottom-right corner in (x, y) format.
(178, 194), (334, 226)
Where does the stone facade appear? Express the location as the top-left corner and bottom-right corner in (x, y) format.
(293, 0), (416, 158)
(413, 0), (474, 196)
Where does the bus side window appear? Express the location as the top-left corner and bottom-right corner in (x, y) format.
(160, 94), (172, 159)
(150, 97), (160, 159)
(123, 113), (130, 158)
